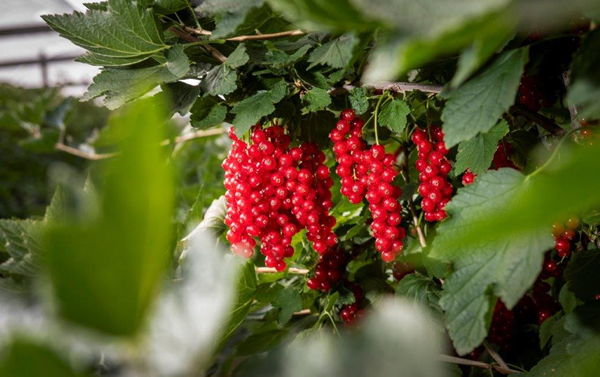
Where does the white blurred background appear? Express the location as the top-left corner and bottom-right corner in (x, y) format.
(0, 0), (102, 95)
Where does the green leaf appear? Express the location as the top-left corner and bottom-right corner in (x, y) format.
(273, 287), (302, 325)
(362, 8), (517, 82)
(19, 129), (61, 154)
(0, 339), (88, 377)
(567, 28), (600, 119)
(539, 313), (560, 349)
(453, 120), (509, 175)
(183, 196), (227, 243)
(82, 45), (190, 109)
(42, 0), (167, 67)
(199, 65), (238, 96)
(528, 302), (600, 376)
(430, 169), (553, 355)
(153, 0), (189, 14)
(190, 95), (227, 129)
(379, 98), (410, 134)
(440, 48), (528, 148)
(264, 44), (312, 68)
(231, 81), (288, 136)
(267, 0), (377, 31)
(197, 0), (266, 39)
(217, 260), (257, 348)
(396, 273), (444, 331)
(0, 219), (43, 278)
(559, 284), (578, 315)
(308, 33), (359, 69)
(303, 87), (331, 112)
(157, 82), (200, 116)
(348, 87), (368, 115)
(444, 142), (600, 259)
(565, 249), (600, 302)
(44, 98), (174, 337)
(225, 44), (250, 69)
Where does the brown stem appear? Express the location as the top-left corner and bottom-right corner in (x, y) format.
(511, 104), (566, 136)
(184, 26), (305, 41)
(56, 128), (225, 161)
(562, 71), (579, 130)
(483, 341), (513, 374)
(255, 267), (309, 275)
(169, 27), (227, 63)
(330, 82), (443, 95)
(438, 354), (518, 375)
(55, 142), (116, 160)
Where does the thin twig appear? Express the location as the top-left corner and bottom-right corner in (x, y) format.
(401, 164), (427, 248)
(184, 26), (305, 41)
(511, 104), (566, 136)
(169, 27), (227, 63)
(562, 71), (579, 130)
(55, 142), (116, 160)
(255, 267), (309, 275)
(293, 309), (311, 316)
(438, 354), (518, 375)
(483, 341), (512, 374)
(329, 82), (444, 95)
(56, 128), (225, 161)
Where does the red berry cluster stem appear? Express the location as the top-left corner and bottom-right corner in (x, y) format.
(489, 301), (515, 349)
(307, 248), (348, 292)
(340, 282), (365, 325)
(330, 109), (406, 262)
(413, 126), (452, 222)
(223, 125), (336, 271)
(551, 217), (580, 258)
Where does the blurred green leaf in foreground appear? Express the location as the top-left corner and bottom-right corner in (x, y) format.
(43, 98), (175, 337)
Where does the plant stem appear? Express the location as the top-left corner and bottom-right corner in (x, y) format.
(183, 26), (304, 41)
(528, 126), (583, 178)
(255, 267), (309, 274)
(373, 92), (388, 145)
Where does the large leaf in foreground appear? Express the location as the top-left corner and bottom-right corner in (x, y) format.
(42, 0), (167, 66)
(440, 48), (527, 148)
(44, 99), (174, 337)
(430, 169), (553, 354)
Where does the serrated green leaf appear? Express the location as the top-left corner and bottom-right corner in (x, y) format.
(0, 220), (43, 278)
(157, 82), (200, 116)
(303, 87), (331, 112)
(217, 260), (257, 348)
(273, 287), (302, 325)
(308, 33), (359, 69)
(82, 45), (190, 109)
(454, 120), (509, 175)
(539, 313), (560, 349)
(440, 48), (528, 148)
(199, 65), (238, 96)
(528, 303), (600, 376)
(379, 98), (409, 134)
(225, 44), (250, 69)
(396, 273), (445, 331)
(42, 0), (167, 67)
(264, 44), (312, 68)
(44, 98), (174, 337)
(565, 249), (600, 302)
(348, 87), (368, 115)
(567, 28), (600, 119)
(430, 169), (553, 355)
(559, 284), (578, 315)
(190, 96), (227, 129)
(231, 81), (288, 136)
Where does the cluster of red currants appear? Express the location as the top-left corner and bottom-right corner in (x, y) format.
(551, 217), (580, 258)
(518, 74), (555, 112)
(330, 109), (406, 262)
(223, 125), (336, 271)
(488, 301), (515, 349)
(413, 126), (453, 222)
(340, 282), (365, 325)
(307, 248), (348, 292)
